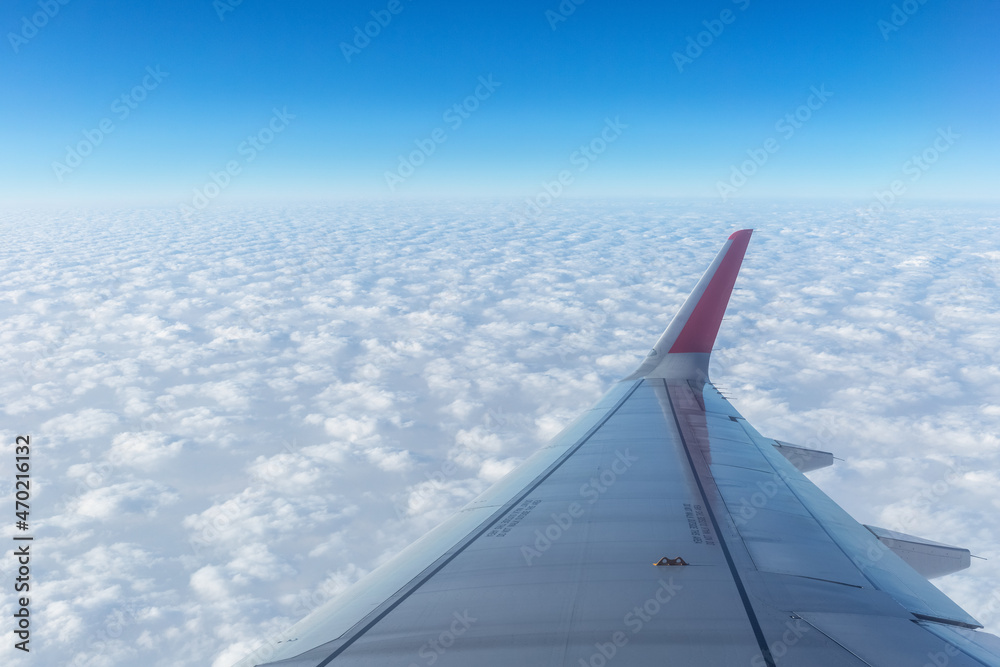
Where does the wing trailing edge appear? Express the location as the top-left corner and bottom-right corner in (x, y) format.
(624, 229), (752, 382)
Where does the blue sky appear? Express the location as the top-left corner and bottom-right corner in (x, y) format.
(3, 0), (997, 204)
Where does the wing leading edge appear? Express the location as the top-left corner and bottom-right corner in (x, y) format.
(235, 231), (1000, 667)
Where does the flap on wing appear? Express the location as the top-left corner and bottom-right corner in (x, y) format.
(799, 613), (991, 667)
(864, 525), (971, 579)
(772, 440), (834, 472)
(920, 622), (1000, 665)
(624, 229), (752, 382)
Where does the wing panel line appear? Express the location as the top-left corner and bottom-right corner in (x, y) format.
(661, 378), (777, 667)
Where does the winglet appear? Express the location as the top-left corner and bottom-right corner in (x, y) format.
(623, 230), (752, 381)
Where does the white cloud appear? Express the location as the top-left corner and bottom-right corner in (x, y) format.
(68, 479), (179, 521)
(41, 408), (120, 440)
(191, 565), (232, 599)
(362, 446), (414, 472)
(322, 415), (378, 442)
(3, 202), (999, 666)
(108, 431), (184, 468)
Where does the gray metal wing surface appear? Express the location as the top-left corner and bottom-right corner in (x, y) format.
(237, 230), (1000, 667)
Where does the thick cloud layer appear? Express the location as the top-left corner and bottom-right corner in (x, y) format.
(1, 201), (998, 666)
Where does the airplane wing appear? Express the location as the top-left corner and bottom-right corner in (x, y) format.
(236, 230), (1000, 667)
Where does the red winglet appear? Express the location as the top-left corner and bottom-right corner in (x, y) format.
(668, 229), (752, 354)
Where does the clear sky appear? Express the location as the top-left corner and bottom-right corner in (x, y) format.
(2, 0), (997, 205)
